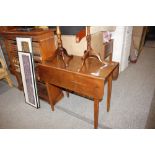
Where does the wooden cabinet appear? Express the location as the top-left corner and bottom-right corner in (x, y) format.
(0, 28), (56, 101)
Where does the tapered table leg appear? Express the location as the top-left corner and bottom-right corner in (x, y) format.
(107, 74), (112, 112)
(94, 99), (99, 129)
(46, 83), (55, 111)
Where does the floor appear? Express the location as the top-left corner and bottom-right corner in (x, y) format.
(0, 41), (155, 129)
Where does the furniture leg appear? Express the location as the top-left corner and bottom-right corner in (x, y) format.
(109, 53), (112, 62)
(94, 98), (99, 129)
(5, 74), (13, 87)
(107, 74), (112, 112)
(46, 83), (55, 111)
(46, 83), (64, 111)
(61, 51), (67, 67)
(56, 26), (73, 68)
(66, 91), (69, 97)
(112, 65), (119, 80)
(78, 50), (88, 72)
(15, 72), (23, 90)
(78, 26), (109, 72)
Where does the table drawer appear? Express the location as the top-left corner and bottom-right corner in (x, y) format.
(38, 65), (104, 99)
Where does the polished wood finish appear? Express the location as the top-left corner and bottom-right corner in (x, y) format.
(0, 26), (16, 32)
(38, 55), (119, 128)
(79, 26), (108, 71)
(55, 26), (73, 67)
(103, 39), (119, 80)
(0, 28), (56, 101)
(46, 82), (64, 111)
(94, 98), (99, 129)
(106, 74), (112, 112)
(103, 40), (113, 61)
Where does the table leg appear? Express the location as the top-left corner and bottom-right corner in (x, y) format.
(46, 83), (64, 111)
(107, 74), (112, 112)
(46, 83), (55, 111)
(15, 72), (23, 90)
(66, 91), (69, 97)
(94, 99), (99, 129)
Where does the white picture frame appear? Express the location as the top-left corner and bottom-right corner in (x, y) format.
(17, 37), (40, 108)
(16, 37), (33, 53)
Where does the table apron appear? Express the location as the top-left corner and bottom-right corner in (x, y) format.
(38, 66), (104, 99)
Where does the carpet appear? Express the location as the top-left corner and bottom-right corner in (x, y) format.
(145, 41), (155, 48)
(145, 89), (155, 128)
(0, 80), (10, 95)
(0, 43), (155, 129)
(55, 46), (155, 128)
(0, 87), (95, 129)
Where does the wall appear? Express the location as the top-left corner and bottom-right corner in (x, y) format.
(60, 26), (115, 56)
(90, 26), (116, 34)
(112, 26), (133, 72)
(59, 26), (132, 72)
(120, 26), (133, 71)
(91, 26), (133, 72)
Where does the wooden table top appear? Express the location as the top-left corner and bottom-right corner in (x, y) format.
(38, 55), (119, 129)
(41, 55), (119, 80)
